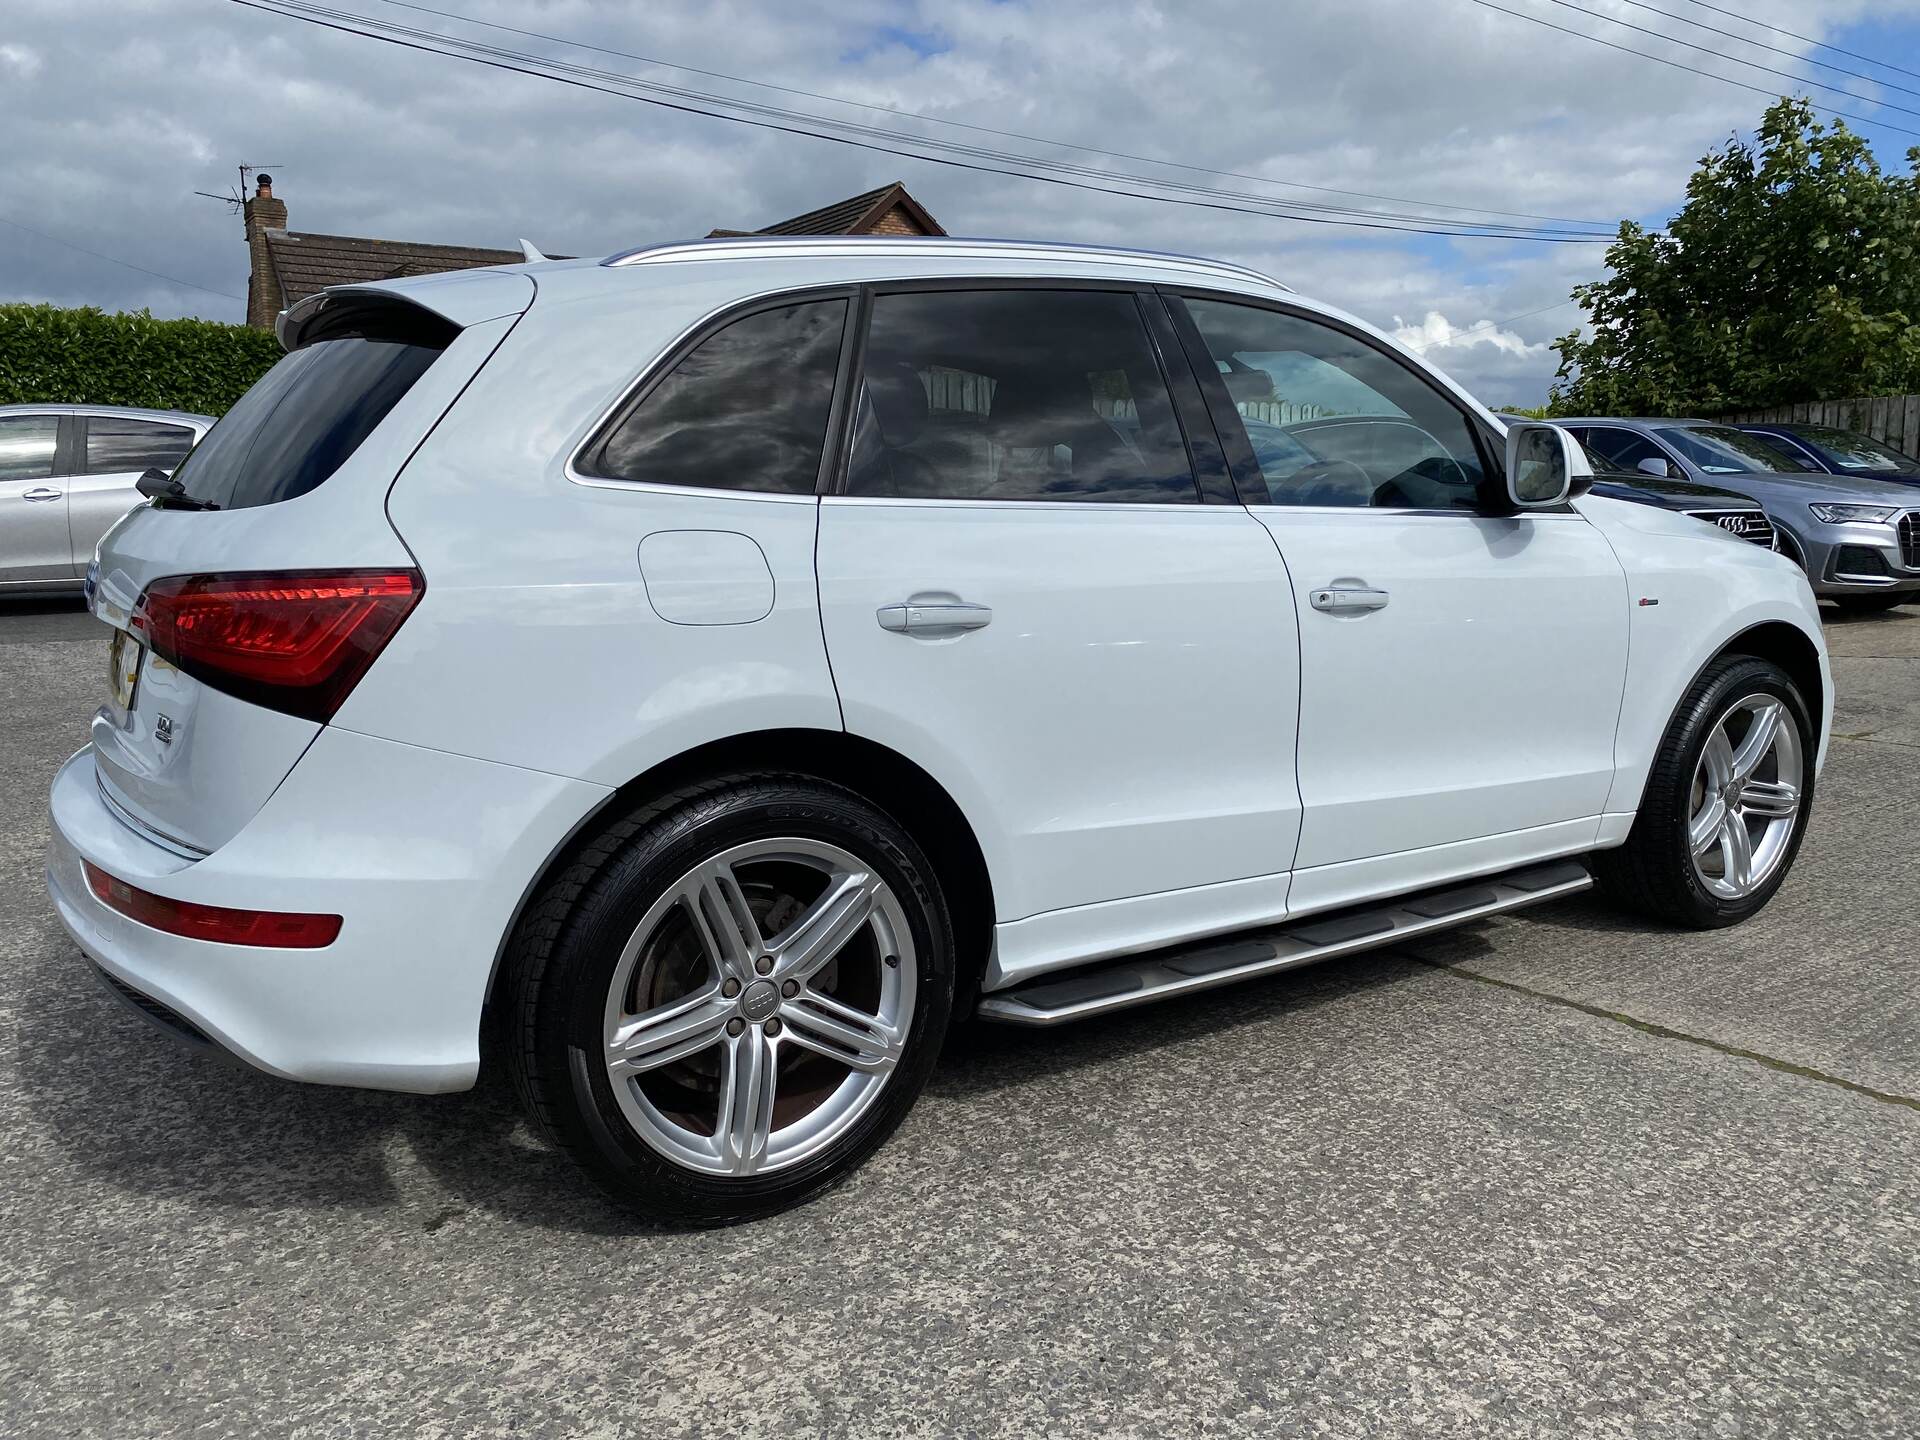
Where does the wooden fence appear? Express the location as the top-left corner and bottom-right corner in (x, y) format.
(1718, 394), (1920, 458)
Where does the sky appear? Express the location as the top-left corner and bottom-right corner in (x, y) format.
(4, 0), (1919, 408)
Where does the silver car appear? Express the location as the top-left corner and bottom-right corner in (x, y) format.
(0, 404), (213, 595)
(1555, 417), (1920, 611)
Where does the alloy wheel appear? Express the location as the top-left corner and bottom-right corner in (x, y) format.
(1687, 695), (1803, 900)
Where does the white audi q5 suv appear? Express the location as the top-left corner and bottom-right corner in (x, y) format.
(48, 237), (1830, 1223)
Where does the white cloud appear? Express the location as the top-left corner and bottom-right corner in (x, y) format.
(0, 43), (43, 79)
(1393, 312), (1547, 359)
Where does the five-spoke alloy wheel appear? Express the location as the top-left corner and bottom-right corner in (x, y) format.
(506, 775), (954, 1225)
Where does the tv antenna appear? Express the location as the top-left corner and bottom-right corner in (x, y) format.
(193, 164), (288, 214)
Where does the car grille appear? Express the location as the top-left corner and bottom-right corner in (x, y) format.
(1901, 512), (1919, 569)
(1688, 509), (1776, 549)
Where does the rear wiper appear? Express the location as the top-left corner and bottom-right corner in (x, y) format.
(137, 468), (219, 511)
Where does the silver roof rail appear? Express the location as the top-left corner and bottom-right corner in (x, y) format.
(601, 234), (1290, 293)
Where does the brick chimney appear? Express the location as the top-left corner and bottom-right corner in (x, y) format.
(243, 174), (288, 330)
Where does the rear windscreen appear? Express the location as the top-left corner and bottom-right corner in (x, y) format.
(172, 306), (455, 510)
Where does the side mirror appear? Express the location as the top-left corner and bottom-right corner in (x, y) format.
(1636, 457), (1674, 479)
(1502, 423), (1586, 510)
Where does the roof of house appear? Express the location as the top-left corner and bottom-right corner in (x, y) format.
(260, 230), (524, 308)
(706, 181), (945, 239)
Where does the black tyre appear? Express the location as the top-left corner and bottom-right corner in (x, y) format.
(504, 774), (954, 1225)
(1595, 655), (1814, 928)
(1832, 591), (1909, 613)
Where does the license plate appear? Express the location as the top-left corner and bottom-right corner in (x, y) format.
(107, 629), (143, 717)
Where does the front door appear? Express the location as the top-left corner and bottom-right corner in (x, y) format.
(0, 413), (73, 583)
(817, 285), (1303, 927)
(1171, 293), (1627, 886)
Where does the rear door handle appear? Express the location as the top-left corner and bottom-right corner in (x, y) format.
(1310, 585), (1390, 614)
(877, 601), (994, 635)
(22, 487), (62, 502)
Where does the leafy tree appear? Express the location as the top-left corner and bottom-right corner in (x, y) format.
(1549, 98), (1920, 416)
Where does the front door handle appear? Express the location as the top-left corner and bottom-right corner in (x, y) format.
(22, 487), (62, 502)
(877, 601), (994, 635)
(1310, 585), (1390, 614)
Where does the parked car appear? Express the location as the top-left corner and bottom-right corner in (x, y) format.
(0, 404), (213, 594)
(1497, 413), (1775, 548)
(50, 240), (1829, 1223)
(1735, 422), (1920, 491)
(1555, 416), (1920, 611)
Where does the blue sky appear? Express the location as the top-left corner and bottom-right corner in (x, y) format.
(3, 0), (1919, 406)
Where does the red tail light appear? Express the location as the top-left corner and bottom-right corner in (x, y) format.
(85, 861), (342, 948)
(132, 569), (422, 722)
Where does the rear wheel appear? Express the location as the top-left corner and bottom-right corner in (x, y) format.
(1832, 591), (1909, 613)
(505, 775), (953, 1224)
(1596, 656), (1813, 928)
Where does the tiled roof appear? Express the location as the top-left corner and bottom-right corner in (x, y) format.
(708, 181), (946, 239)
(261, 230), (523, 306)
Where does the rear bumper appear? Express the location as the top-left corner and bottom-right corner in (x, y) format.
(46, 731), (609, 1094)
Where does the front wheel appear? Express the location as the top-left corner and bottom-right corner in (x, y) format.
(505, 775), (954, 1224)
(1595, 655), (1814, 928)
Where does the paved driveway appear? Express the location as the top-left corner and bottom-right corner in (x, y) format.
(3, 598), (1915, 1438)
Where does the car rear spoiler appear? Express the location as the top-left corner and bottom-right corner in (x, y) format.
(276, 269), (537, 352)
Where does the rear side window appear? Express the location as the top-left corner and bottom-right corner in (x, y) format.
(0, 415), (58, 482)
(584, 299), (848, 495)
(170, 308), (454, 511)
(845, 289), (1197, 503)
(84, 417), (196, 475)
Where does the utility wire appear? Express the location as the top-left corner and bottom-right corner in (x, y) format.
(1532, 0), (1920, 121)
(230, 0), (1613, 243)
(363, 0), (1614, 231)
(1604, 0), (1920, 101)
(1670, 0), (1920, 86)
(1457, 0), (1920, 140)
(0, 214), (244, 301)
(257, 0), (1609, 239)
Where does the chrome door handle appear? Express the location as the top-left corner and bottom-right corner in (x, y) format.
(22, 487), (62, 502)
(877, 602), (994, 635)
(1310, 585), (1390, 614)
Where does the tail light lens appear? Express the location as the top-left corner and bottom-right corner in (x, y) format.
(132, 569), (423, 722)
(85, 861), (342, 948)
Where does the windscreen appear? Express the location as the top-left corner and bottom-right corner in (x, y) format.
(1656, 425), (1815, 475)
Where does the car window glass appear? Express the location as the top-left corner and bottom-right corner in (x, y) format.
(844, 289), (1197, 503)
(1584, 430), (1663, 470)
(1795, 425), (1916, 472)
(0, 415), (59, 482)
(1658, 425), (1813, 474)
(591, 299), (848, 495)
(84, 417), (196, 475)
(1182, 299), (1485, 508)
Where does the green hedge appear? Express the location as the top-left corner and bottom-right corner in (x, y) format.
(0, 304), (281, 417)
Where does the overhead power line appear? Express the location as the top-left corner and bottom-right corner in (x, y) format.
(0, 214), (244, 301)
(1535, 0), (1920, 122)
(364, 0), (1614, 232)
(1605, 0), (1920, 102)
(1670, 0), (1920, 86)
(1457, 0), (1920, 140)
(228, 0), (1615, 244)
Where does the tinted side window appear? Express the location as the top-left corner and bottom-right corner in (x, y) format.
(589, 299), (848, 495)
(0, 416), (59, 482)
(173, 333), (448, 510)
(1181, 298), (1485, 509)
(85, 417), (196, 475)
(845, 289), (1197, 503)
(1583, 429), (1662, 470)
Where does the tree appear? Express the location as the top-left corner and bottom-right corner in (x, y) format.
(1549, 98), (1920, 416)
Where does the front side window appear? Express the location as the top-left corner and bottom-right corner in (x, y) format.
(1657, 425), (1815, 475)
(1794, 425), (1917, 473)
(588, 299), (848, 495)
(85, 417), (196, 475)
(845, 289), (1197, 503)
(1583, 428), (1666, 472)
(1181, 298), (1485, 509)
(0, 415), (59, 482)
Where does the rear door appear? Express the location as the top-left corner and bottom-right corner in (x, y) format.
(816, 284), (1302, 926)
(0, 412), (73, 583)
(69, 414), (199, 568)
(1169, 292), (1627, 896)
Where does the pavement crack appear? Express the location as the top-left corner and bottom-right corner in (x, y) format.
(1408, 956), (1920, 1114)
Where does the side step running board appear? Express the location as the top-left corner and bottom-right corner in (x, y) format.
(975, 859), (1592, 1027)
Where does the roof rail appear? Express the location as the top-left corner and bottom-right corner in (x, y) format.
(602, 234), (1290, 293)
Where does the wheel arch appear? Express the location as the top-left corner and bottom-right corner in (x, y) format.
(1720, 619), (1824, 739)
(481, 728), (997, 1033)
